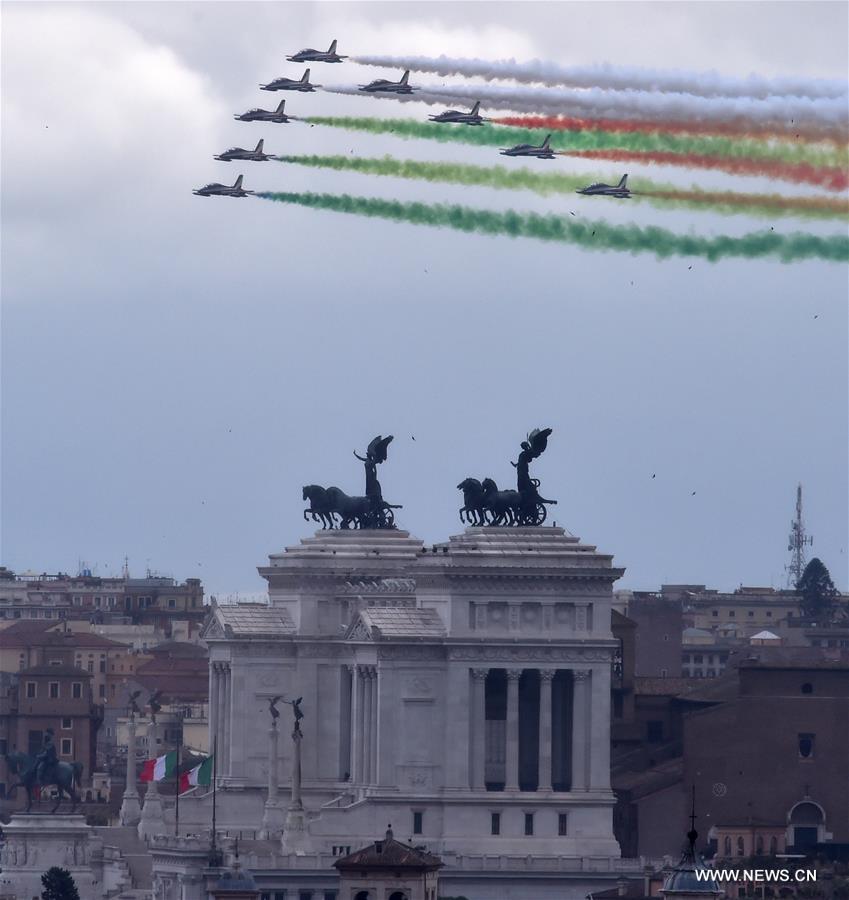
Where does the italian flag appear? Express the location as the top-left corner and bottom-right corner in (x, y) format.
(139, 750), (178, 783)
(179, 756), (213, 794)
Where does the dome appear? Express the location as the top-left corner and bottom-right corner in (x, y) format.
(661, 831), (721, 897)
(215, 865), (258, 892)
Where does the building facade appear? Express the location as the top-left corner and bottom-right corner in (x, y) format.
(193, 525), (623, 868)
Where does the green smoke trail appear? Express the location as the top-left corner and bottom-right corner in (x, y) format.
(277, 154), (849, 221)
(302, 117), (846, 169)
(256, 191), (849, 264)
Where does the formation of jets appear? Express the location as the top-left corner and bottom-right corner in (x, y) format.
(359, 70), (414, 94)
(261, 68), (316, 92)
(576, 175), (631, 198)
(193, 175), (254, 197)
(234, 99), (290, 123)
(287, 39), (346, 63)
(429, 101), (485, 125)
(500, 134), (555, 159)
(196, 38), (630, 200)
(214, 139), (275, 162)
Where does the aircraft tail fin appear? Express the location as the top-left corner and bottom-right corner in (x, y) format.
(470, 101), (480, 116)
(328, 39), (337, 53)
(234, 175), (243, 190)
(255, 139), (264, 153)
(400, 70), (409, 84)
(618, 174), (628, 189)
(276, 99), (287, 114)
(302, 68), (310, 82)
(542, 134), (551, 148)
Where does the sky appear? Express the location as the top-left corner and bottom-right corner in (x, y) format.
(2, 1), (847, 600)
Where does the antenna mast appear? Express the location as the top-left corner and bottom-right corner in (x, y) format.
(786, 484), (813, 588)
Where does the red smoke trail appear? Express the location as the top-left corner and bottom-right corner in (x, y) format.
(560, 149), (849, 191)
(493, 115), (848, 145)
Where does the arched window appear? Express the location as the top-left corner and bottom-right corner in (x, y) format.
(801, 683), (813, 694)
(723, 836), (732, 857)
(354, 892), (372, 900)
(736, 836), (745, 856)
(769, 836), (778, 855)
(755, 835), (764, 855)
(389, 892), (409, 900)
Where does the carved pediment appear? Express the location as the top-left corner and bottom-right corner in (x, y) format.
(199, 614), (225, 641)
(344, 615), (373, 642)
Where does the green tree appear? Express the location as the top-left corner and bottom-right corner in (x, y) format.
(41, 867), (81, 900)
(797, 558), (839, 620)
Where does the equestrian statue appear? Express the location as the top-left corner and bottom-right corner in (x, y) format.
(458, 427), (557, 526)
(5, 729), (83, 813)
(303, 434), (402, 529)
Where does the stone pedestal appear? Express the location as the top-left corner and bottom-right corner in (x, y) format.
(138, 779), (166, 841)
(281, 726), (310, 852)
(119, 715), (141, 827)
(0, 814), (103, 899)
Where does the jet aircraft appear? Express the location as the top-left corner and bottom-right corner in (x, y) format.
(193, 175), (254, 197)
(429, 101), (484, 125)
(234, 99), (290, 123)
(261, 69), (316, 92)
(499, 134), (555, 159)
(576, 174), (631, 198)
(287, 39), (346, 63)
(359, 70), (414, 94)
(214, 139), (274, 162)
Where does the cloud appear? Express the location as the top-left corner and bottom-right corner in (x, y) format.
(2, 6), (225, 221)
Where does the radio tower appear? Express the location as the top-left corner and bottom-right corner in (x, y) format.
(786, 484), (813, 588)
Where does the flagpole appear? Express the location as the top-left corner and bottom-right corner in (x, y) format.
(175, 746), (180, 837)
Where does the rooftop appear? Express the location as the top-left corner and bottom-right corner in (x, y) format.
(356, 607), (447, 639)
(215, 604), (296, 637)
(334, 829), (442, 872)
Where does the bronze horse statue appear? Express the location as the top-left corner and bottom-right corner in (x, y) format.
(4, 751), (83, 813)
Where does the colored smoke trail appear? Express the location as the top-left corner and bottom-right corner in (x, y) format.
(277, 154), (849, 220)
(325, 82), (848, 135)
(561, 149), (849, 192)
(255, 191), (849, 264)
(302, 117), (845, 170)
(491, 115), (849, 146)
(351, 54), (848, 101)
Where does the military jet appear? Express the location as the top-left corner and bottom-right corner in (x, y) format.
(214, 139), (274, 162)
(359, 70), (414, 94)
(429, 101), (484, 125)
(286, 39), (346, 63)
(576, 174), (631, 198)
(260, 69), (316, 92)
(499, 134), (555, 159)
(234, 99), (290, 123)
(193, 175), (254, 197)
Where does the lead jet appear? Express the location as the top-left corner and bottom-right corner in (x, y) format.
(193, 175), (254, 197)
(576, 174), (630, 198)
(214, 139), (275, 162)
(287, 39), (346, 63)
(234, 99), (290, 123)
(260, 69), (316, 92)
(359, 69), (414, 94)
(499, 134), (555, 159)
(429, 101), (484, 125)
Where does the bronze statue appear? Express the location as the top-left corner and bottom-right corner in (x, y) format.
(303, 434), (402, 529)
(458, 428), (557, 526)
(268, 696), (282, 720)
(128, 689), (143, 717)
(148, 689), (163, 723)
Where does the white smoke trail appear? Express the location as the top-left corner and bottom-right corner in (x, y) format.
(324, 83), (848, 133)
(351, 54), (848, 101)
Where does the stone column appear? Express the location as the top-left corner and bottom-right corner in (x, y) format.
(505, 669), (522, 791)
(221, 665), (231, 775)
(137, 720), (165, 841)
(282, 723), (308, 852)
(368, 667), (378, 786)
(589, 664), (612, 791)
(538, 670), (555, 792)
(362, 667), (373, 785)
(351, 665), (364, 784)
(471, 669), (488, 790)
(119, 714), (141, 826)
(339, 666), (352, 780)
(215, 664), (226, 780)
(208, 664), (218, 758)
(259, 720), (285, 839)
(571, 670), (590, 791)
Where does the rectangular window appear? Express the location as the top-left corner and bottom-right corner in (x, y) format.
(168, 598), (176, 609)
(61, 738), (72, 755)
(647, 721), (664, 742)
(491, 812), (501, 835)
(26, 682), (37, 699)
(0, 739), (7, 755)
(524, 813), (534, 836)
(712, 610), (718, 616)
(99, 659), (106, 673)
(766, 611), (773, 617)
(729, 610), (735, 617)
(299, 892), (313, 900)
(413, 811), (423, 835)
(323, 893), (337, 900)
(72, 683), (82, 699)
(62, 717), (72, 729)
(49, 682), (60, 699)
(748, 611), (754, 617)
(558, 813), (568, 836)
(87, 661), (94, 674)
(99, 684), (106, 698)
